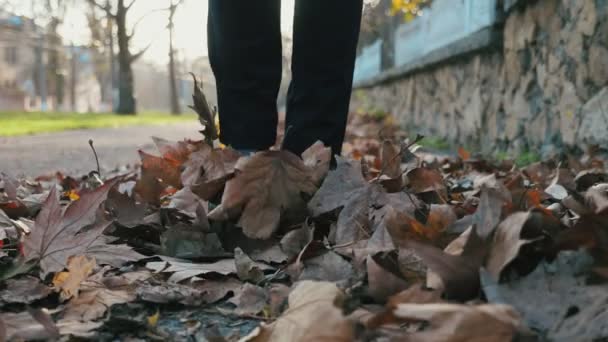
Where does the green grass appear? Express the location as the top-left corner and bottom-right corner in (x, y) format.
(495, 150), (541, 167)
(418, 136), (451, 150)
(0, 111), (197, 137)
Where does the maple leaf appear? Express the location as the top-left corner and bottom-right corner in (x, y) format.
(53, 255), (97, 301)
(209, 146), (325, 239)
(181, 144), (240, 200)
(21, 179), (143, 276)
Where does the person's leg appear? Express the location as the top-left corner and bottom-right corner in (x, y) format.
(208, 0), (282, 150)
(284, 0), (363, 156)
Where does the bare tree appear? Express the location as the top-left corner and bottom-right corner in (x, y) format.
(167, 0), (184, 115)
(88, 0), (149, 114)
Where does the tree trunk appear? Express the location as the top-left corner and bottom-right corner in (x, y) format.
(115, 0), (136, 114)
(168, 2), (181, 115)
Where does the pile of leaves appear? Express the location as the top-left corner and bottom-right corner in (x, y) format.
(1, 90), (607, 341)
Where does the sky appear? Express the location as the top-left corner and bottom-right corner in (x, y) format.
(8, 0), (296, 65)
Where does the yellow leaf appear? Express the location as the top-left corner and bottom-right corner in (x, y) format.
(53, 255), (96, 301)
(147, 310), (160, 327)
(65, 190), (80, 201)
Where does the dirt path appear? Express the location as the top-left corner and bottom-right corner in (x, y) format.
(0, 122), (202, 177)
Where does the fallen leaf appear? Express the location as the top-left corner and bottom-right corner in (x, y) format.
(242, 281), (353, 342)
(309, 157), (386, 246)
(405, 227), (486, 301)
(61, 268), (146, 322)
(22, 178), (142, 276)
(209, 148), (319, 239)
(146, 258), (238, 283)
(586, 183), (608, 214)
(378, 140), (404, 192)
(574, 169), (607, 191)
(138, 150), (182, 189)
(189, 73), (219, 143)
(161, 227), (224, 259)
(297, 249), (355, 283)
(105, 188), (147, 228)
(367, 251), (409, 302)
(0, 276), (52, 304)
(229, 283), (269, 316)
(406, 167), (446, 197)
(392, 303), (529, 341)
(473, 186), (512, 238)
(137, 282), (206, 306)
(53, 255), (97, 301)
(485, 212), (541, 280)
(235, 247), (268, 283)
(165, 186), (207, 219)
(482, 250), (608, 340)
(0, 309), (59, 341)
(181, 144), (240, 200)
(458, 147), (471, 161)
(147, 310), (160, 328)
(191, 277), (243, 303)
(301, 140), (332, 185)
(280, 224), (314, 258)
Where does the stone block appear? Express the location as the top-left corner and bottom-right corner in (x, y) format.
(589, 45), (608, 87)
(578, 87), (608, 147)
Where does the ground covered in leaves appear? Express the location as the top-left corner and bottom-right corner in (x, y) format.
(1, 93), (608, 341)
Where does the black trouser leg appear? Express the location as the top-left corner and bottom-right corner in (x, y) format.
(208, 0), (282, 150)
(283, 0), (363, 156)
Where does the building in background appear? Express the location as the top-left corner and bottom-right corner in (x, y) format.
(0, 9), (101, 112)
(0, 9), (43, 111)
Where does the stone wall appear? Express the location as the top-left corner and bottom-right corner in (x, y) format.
(352, 0), (608, 155)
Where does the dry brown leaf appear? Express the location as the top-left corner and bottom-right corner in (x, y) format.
(0, 309), (59, 341)
(392, 303), (528, 341)
(209, 149), (319, 239)
(366, 283), (444, 329)
(191, 277), (243, 303)
(482, 250), (608, 340)
(280, 224), (314, 258)
(242, 281), (353, 342)
(406, 167), (446, 196)
(366, 251), (409, 302)
(405, 228), (486, 301)
(297, 249), (355, 282)
(61, 269), (148, 322)
(301, 141), (332, 185)
(22, 179), (142, 276)
(235, 247), (268, 283)
(586, 183), (608, 214)
(189, 73), (219, 143)
(0, 276), (53, 304)
(378, 140), (404, 192)
(53, 255), (97, 301)
(181, 144), (240, 200)
(136, 282), (207, 306)
(473, 186), (512, 238)
(165, 186), (207, 219)
(485, 211), (560, 280)
(309, 157), (386, 246)
(105, 188), (147, 228)
(138, 150), (182, 189)
(228, 283), (269, 316)
(384, 205), (450, 246)
(144, 257), (268, 283)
